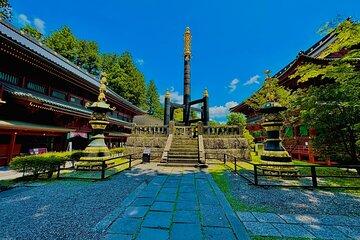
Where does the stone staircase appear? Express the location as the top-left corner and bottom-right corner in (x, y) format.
(162, 136), (199, 167)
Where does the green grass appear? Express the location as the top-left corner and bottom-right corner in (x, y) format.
(209, 164), (271, 212)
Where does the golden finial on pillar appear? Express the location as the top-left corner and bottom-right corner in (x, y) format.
(183, 27), (192, 59)
(165, 89), (170, 99)
(204, 88), (208, 97)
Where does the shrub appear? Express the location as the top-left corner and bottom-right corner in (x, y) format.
(109, 147), (125, 155)
(10, 151), (75, 179)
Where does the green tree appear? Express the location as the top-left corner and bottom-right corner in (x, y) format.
(44, 26), (80, 63)
(76, 40), (100, 75)
(21, 25), (43, 40)
(146, 80), (163, 119)
(291, 19), (360, 164)
(226, 112), (246, 126)
(226, 112), (255, 149)
(117, 52), (146, 107)
(0, 0), (11, 20)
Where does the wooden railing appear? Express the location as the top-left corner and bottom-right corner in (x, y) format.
(202, 125), (243, 136)
(132, 125), (168, 136)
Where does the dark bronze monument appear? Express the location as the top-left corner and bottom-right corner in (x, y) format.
(260, 71), (291, 163)
(164, 27), (209, 126)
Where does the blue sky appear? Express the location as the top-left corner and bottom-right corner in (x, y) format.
(11, 0), (360, 122)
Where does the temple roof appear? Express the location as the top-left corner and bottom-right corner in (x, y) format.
(0, 19), (145, 115)
(3, 82), (132, 126)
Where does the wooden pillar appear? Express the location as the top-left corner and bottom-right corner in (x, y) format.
(7, 132), (17, 165)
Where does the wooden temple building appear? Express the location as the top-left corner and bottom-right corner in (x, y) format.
(230, 28), (349, 163)
(0, 20), (145, 166)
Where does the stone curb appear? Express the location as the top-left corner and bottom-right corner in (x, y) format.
(206, 173), (251, 240)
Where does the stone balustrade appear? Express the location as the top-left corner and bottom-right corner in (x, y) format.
(202, 125), (243, 136)
(132, 125), (168, 136)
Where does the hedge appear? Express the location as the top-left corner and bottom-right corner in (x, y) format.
(109, 147), (125, 154)
(10, 151), (81, 179)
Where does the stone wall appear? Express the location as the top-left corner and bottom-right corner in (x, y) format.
(124, 136), (168, 160)
(203, 137), (251, 161)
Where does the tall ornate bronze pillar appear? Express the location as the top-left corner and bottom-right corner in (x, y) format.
(183, 27), (192, 126)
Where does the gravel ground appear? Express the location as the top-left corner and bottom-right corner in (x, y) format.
(222, 170), (360, 216)
(0, 164), (158, 240)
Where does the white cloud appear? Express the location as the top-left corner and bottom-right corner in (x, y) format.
(228, 78), (239, 92)
(209, 101), (238, 119)
(18, 14), (30, 26)
(34, 18), (45, 33)
(243, 74), (260, 86)
(160, 87), (183, 104)
(136, 58), (144, 66)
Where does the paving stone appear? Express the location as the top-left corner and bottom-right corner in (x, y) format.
(156, 192), (177, 202)
(335, 226), (360, 239)
(123, 206), (149, 218)
(170, 223), (202, 240)
(243, 222), (282, 237)
(304, 225), (351, 239)
(104, 233), (133, 240)
(132, 197), (154, 206)
(252, 212), (286, 223)
(150, 201), (175, 212)
(161, 187), (178, 194)
(198, 194), (219, 205)
(273, 223), (315, 238)
(142, 211), (172, 229)
(179, 186), (195, 193)
(163, 183), (179, 188)
(108, 218), (142, 234)
(204, 227), (237, 240)
(173, 210), (200, 223)
(178, 193), (197, 202)
(138, 191), (159, 198)
(201, 208), (230, 227)
(279, 214), (321, 224)
(136, 227), (168, 240)
(236, 212), (257, 222)
(176, 201), (199, 211)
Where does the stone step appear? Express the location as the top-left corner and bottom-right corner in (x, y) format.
(167, 158), (199, 162)
(168, 151), (198, 156)
(171, 145), (198, 149)
(168, 154), (199, 159)
(157, 162), (200, 167)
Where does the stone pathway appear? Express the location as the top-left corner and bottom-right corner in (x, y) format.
(237, 211), (360, 239)
(101, 167), (249, 240)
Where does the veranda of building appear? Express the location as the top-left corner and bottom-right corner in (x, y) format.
(0, 20), (145, 166)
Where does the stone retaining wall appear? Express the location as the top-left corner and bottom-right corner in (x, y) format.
(203, 137), (251, 161)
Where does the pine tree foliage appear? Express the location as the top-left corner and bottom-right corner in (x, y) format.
(146, 80), (163, 119)
(0, 0), (11, 20)
(21, 25), (43, 40)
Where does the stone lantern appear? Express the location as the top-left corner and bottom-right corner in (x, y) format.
(80, 72), (115, 163)
(259, 71), (292, 164)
